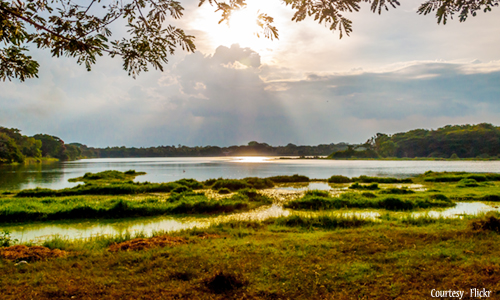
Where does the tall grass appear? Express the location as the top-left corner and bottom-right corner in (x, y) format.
(284, 192), (454, 211)
(1, 191), (272, 223)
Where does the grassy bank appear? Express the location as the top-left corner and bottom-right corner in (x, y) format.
(1, 213), (499, 299)
(284, 190), (454, 211)
(0, 189), (272, 224)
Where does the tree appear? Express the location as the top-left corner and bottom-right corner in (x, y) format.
(1, 0), (497, 82)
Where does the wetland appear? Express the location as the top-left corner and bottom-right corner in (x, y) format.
(1, 167), (500, 299)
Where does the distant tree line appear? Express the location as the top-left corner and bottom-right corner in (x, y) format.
(329, 123), (500, 159)
(0, 127), (81, 164)
(77, 141), (350, 158)
(3, 123), (499, 163)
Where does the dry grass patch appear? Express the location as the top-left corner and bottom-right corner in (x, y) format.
(0, 245), (67, 262)
(108, 233), (223, 252)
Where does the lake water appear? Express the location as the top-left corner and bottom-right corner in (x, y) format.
(1, 157), (500, 191)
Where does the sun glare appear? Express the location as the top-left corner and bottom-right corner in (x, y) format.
(191, 1), (283, 54)
(232, 156), (271, 163)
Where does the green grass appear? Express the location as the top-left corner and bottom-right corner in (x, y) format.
(209, 177), (274, 191)
(68, 170), (147, 183)
(267, 174), (310, 183)
(0, 191), (272, 224)
(2, 213), (500, 299)
(284, 192), (454, 211)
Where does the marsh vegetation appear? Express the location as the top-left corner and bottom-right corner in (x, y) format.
(1, 170), (500, 299)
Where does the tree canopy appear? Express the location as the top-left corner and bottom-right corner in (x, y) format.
(1, 0), (497, 82)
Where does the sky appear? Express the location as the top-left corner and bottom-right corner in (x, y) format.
(1, 0), (500, 147)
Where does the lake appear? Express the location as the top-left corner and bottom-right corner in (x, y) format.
(1, 157), (500, 190)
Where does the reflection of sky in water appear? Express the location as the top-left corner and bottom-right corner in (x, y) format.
(412, 202), (500, 218)
(10, 202), (499, 243)
(5, 205), (290, 243)
(2, 157), (500, 190)
(276, 182), (332, 191)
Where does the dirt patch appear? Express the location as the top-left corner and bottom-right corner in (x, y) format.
(470, 214), (500, 233)
(109, 233), (223, 252)
(0, 245), (67, 262)
(109, 235), (188, 252)
(202, 271), (247, 293)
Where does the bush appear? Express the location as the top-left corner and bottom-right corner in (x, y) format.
(305, 190), (330, 197)
(361, 192), (377, 198)
(328, 175), (351, 183)
(457, 178), (480, 188)
(470, 213), (500, 233)
(352, 176), (412, 184)
(267, 174), (309, 183)
(174, 179), (204, 189)
(212, 179), (249, 191)
(235, 189), (272, 203)
(218, 188), (232, 195)
(349, 183), (379, 190)
(378, 197), (414, 211)
(379, 187), (415, 194)
(243, 177), (274, 189)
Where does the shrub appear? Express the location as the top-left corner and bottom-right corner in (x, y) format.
(212, 179), (249, 191)
(349, 183), (379, 190)
(174, 179), (204, 189)
(352, 176), (412, 184)
(379, 187), (415, 194)
(328, 175), (351, 183)
(470, 213), (500, 233)
(243, 177), (274, 189)
(305, 190), (330, 197)
(267, 174), (309, 183)
(457, 178), (480, 188)
(378, 197), (414, 211)
(218, 188), (232, 195)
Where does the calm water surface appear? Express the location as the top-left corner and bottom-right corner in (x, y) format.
(1, 157), (500, 190)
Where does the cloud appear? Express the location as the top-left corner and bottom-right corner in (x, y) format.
(2, 43), (500, 147)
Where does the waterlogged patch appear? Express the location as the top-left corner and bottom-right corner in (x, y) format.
(0, 245), (67, 262)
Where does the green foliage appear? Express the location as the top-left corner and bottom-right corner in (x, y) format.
(211, 179), (249, 191)
(469, 213), (500, 233)
(422, 171), (500, 182)
(328, 175), (351, 183)
(349, 183), (379, 190)
(328, 146), (379, 159)
(173, 179), (204, 189)
(274, 214), (371, 229)
(16, 182), (184, 197)
(0, 0), (196, 81)
(285, 192), (454, 211)
(379, 187), (415, 194)
(218, 188), (232, 194)
(235, 188), (272, 203)
(0, 230), (18, 247)
(373, 123), (500, 159)
(2, 191), (272, 223)
(457, 178), (480, 188)
(352, 175), (413, 183)
(267, 174), (309, 183)
(305, 189), (330, 197)
(68, 170), (146, 183)
(211, 177), (274, 191)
